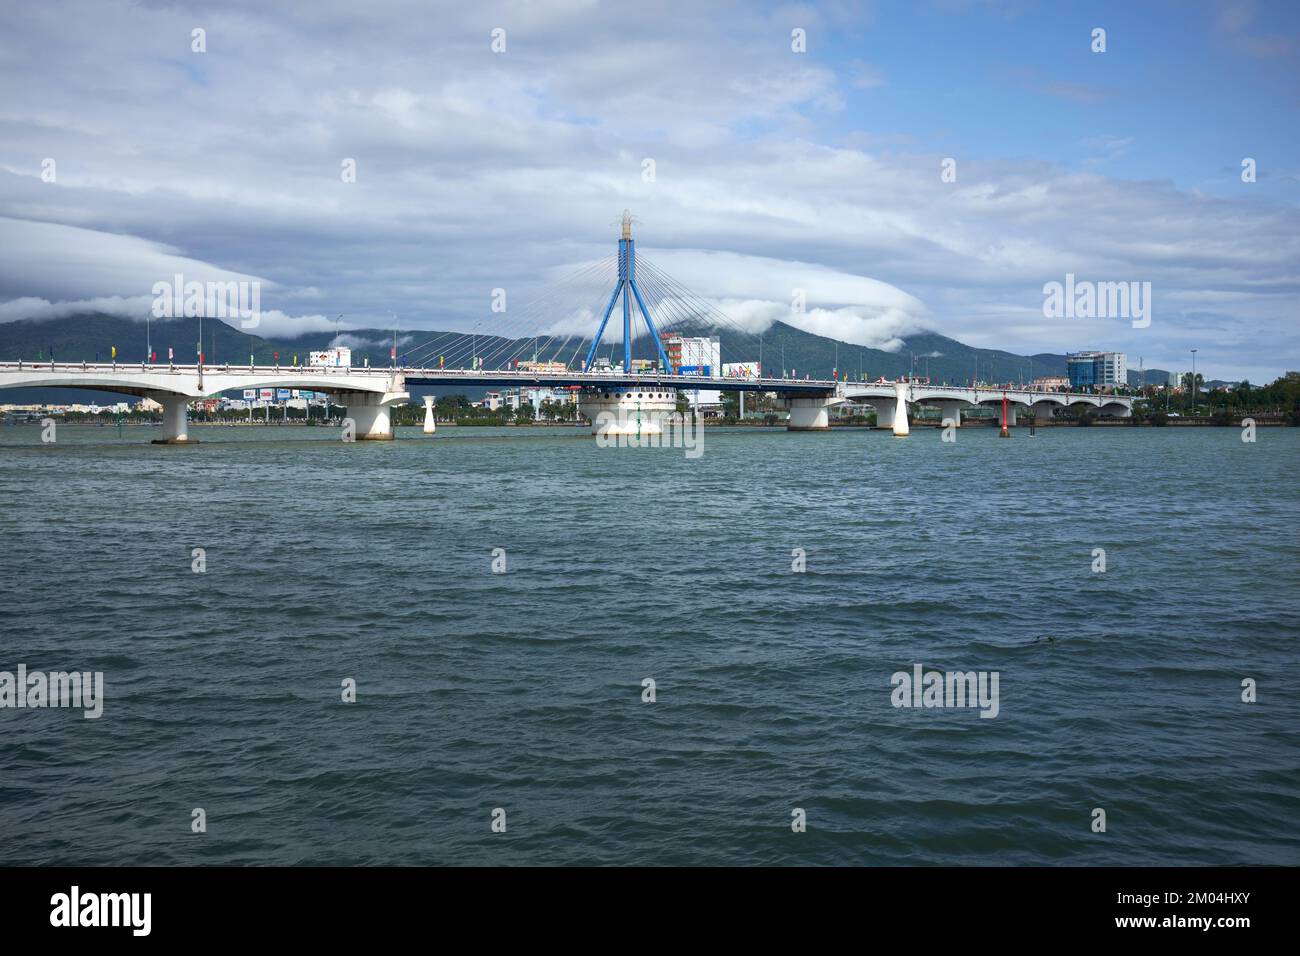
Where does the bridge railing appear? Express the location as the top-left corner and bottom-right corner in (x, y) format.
(0, 361), (1130, 401)
(0, 360), (392, 375)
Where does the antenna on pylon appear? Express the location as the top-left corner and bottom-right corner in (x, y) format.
(612, 209), (638, 238)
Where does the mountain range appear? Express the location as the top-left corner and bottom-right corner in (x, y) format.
(0, 313), (1174, 404)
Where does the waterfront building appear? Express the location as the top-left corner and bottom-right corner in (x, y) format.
(665, 332), (722, 406)
(1067, 351), (1127, 388)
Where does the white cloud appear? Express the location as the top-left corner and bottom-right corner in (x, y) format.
(329, 332), (414, 349)
(0, 1), (1295, 381)
(0, 217), (264, 304)
(0, 294), (150, 323)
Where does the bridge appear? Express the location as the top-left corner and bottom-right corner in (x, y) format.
(0, 211), (1132, 441)
(818, 381), (1132, 434)
(0, 360), (1133, 441)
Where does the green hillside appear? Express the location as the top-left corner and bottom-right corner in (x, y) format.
(0, 313), (1159, 403)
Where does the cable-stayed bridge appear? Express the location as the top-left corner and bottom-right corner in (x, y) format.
(0, 212), (1132, 441)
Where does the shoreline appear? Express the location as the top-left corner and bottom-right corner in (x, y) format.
(5, 416), (1293, 430)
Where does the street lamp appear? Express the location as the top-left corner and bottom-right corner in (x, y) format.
(1190, 349), (1198, 417)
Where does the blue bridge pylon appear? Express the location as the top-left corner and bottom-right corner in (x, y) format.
(583, 210), (675, 375)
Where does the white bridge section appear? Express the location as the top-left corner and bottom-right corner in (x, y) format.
(0, 362), (408, 442)
(782, 382), (1133, 433)
(0, 361), (1132, 441)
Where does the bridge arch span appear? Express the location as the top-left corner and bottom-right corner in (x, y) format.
(0, 365), (407, 443)
(972, 396), (1037, 409)
(910, 388), (975, 404)
(193, 373), (396, 398)
(0, 374), (195, 399)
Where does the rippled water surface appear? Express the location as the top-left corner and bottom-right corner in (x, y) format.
(1, 422), (1297, 865)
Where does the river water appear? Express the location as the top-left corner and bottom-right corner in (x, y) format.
(1, 422), (1296, 865)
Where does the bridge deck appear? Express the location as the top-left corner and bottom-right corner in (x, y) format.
(0, 361), (1131, 405)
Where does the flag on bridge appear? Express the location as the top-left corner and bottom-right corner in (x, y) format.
(111, 345), (116, 359)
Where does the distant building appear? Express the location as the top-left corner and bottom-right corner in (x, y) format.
(520, 386), (576, 412)
(1031, 376), (1069, 390)
(137, 397), (163, 412)
(516, 360), (568, 374)
(482, 390), (523, 411)
(1067, 351), (1127, 387)
(665, 333), (722, 406)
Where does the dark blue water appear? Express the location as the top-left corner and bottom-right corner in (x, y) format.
(1, 423), (1297, 865)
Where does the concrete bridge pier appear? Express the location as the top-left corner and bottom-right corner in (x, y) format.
(1032, 402), (1056, 422)
(578, 389), (677, 436)
(1004, 405), (1018, 427)
(341, 384), (409, 441)
(786, 395), (834, 431)
(937, 401), (965, 428)
(423, 395), (437, 434)
(867, 384), (911, 435)
(151, 393), (196, 444)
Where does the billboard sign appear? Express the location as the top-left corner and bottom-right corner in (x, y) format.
(722, 362), (760, 379)
(308, 347), (351, 368)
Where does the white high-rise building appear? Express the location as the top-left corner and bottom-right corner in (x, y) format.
(665, 333), (722, 406)
(1100, 351), (1127, 385)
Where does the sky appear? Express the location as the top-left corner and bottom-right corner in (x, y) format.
(0, 0), (1297, 381)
